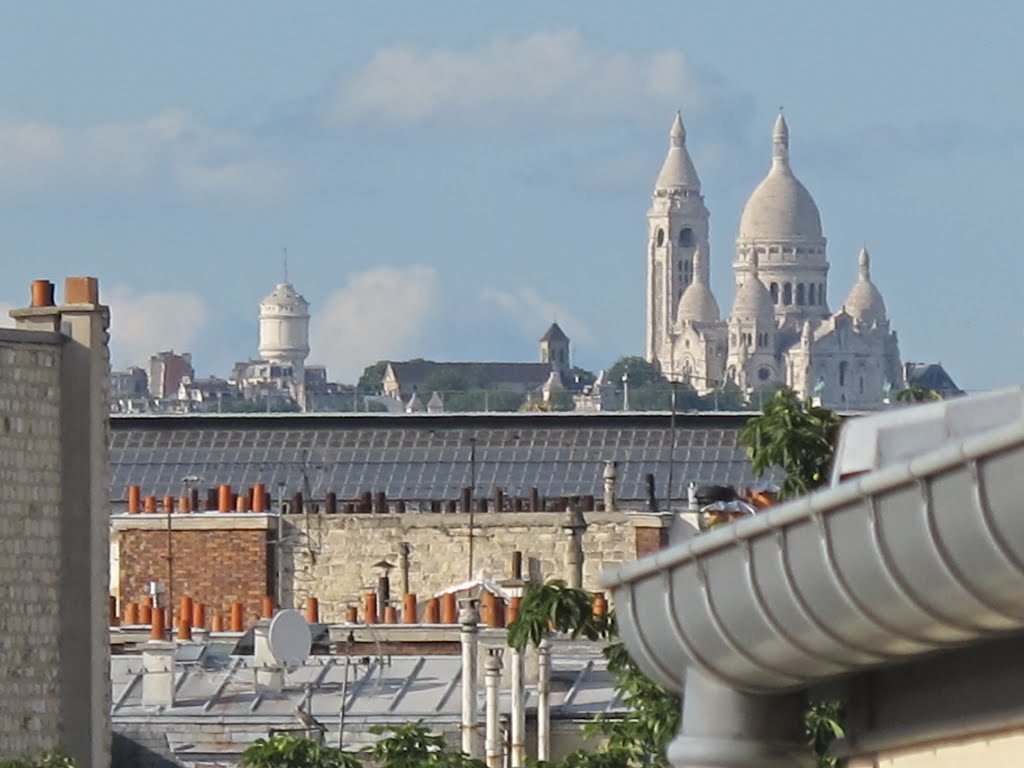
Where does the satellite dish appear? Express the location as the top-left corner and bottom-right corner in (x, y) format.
(267, 609), (312, 669)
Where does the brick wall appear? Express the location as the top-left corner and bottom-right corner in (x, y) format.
(115, 518), (272, 626)
(634, 525), (670, 559)
(0, 337), (64, 756)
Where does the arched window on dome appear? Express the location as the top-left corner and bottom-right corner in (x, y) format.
(656, 228), (665, 246)
(678, 228), (695, 247)
(839, 361), (848, 388)
(770, 282), (779, 304)
(796, 284), (805, 305)
(808, 284), (816, 305)
(783, 283), (793, 305)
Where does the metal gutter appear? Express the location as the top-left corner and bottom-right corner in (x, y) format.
(602, 388), (1024, 696)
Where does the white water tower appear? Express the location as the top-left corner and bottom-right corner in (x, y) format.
(258, 281), (310, 382)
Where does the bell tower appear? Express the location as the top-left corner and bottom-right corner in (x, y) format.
(645, 112), (710, 371)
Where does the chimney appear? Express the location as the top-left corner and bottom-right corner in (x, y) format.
(11, 276), (116, 766)
(459, 600), (481, 759)
(141, 638), (176, 708)
(603, 461), (618, 512)
(253, 619), (284, 692)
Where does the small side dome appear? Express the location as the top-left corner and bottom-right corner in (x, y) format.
(730, 252), (775, 322)
(737, 114), (823, 242)
(676, 249), (720, 324)
(844, 248), (887, 323)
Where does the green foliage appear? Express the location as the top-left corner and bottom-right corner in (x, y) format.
(370, 723), (485, 768)
(567, 366), (597, 388)
(506, 580), (606, 651)
(242, 734), (360, 768)
(895, 384), (942, 403)
(508, 582), (677, 768)
(443, 388), (524, 413)
(357, 361), (390, 393)
(0, 752), (76, 768)
(606, 356), (666, 389)
(739, 387), (841, 500)
(594, 630), (679, 767)
(805, 700), (845, 768)
(548, 390), (576, 411)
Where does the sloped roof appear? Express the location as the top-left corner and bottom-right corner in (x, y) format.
(905, 363), (964, 396)
(540, 322), (569, 343)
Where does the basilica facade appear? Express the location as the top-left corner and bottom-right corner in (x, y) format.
(645, 112), (903, 409)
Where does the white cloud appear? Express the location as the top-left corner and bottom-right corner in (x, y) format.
(0, 110), (288, 200)
(480, 285), (596, 348)
(310, 266), (440, 382)
(329, 29), (707, 127)
(0, 119), (68, 183)
(105, 286), (209, 369)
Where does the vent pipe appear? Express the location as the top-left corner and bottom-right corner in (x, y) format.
(484, 650), (504, 768)
(603, 461), (618, 512)
(460, 600), (481, 759)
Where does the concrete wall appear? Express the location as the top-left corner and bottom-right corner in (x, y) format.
(0, 332), (65, 756)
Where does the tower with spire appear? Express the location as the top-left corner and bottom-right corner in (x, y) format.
(643, 111), (904, 409)
(645, 112), (711, 372)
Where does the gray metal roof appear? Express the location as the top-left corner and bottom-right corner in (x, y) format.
(109, 411), (766, 505)
(111, 641), (623, 762)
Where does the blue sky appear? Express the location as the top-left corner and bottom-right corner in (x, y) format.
(0, 3), (1019, 390)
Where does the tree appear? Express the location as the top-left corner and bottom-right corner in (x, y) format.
(242, 724), (484, 768)
(357, 361), (390, 393)
(895, 384), (942, 403)
(567, 366), (597, 388)
(241, 734), (361, 768)
(739, 387), (841, 500)
(0, 753), (76, 768)
(369, 723), (485, 768)
(507, 580), (677, 768)
(605, 357), (665, 389)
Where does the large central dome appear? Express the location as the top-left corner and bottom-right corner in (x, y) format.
(737, 114), (822, 242)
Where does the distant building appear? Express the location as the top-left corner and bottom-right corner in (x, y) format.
(148, 350), (193, 400)
(539, 321), (570, 371)
(904, 361), (965, 398)
(646, 112), (903, 409)
(382, 323), (573, 404)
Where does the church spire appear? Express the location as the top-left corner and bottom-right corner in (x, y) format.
(858, 246), (871, 279)
(669, 111), (685, 147)
(772, 110), (789, 167)
(654, 111), (701, 193)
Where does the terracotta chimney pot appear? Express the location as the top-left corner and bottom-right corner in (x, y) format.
(30, 279), (55, 308)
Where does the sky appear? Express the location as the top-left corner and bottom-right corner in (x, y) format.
(0, 3), (1020, 391)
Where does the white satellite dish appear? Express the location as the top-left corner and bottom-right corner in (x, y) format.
(267, 609), (312, 669)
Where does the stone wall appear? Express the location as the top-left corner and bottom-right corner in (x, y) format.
(279, 511), (671, 621)
(0, 333), (64, 756)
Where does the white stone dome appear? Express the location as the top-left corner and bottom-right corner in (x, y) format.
(261, 282), (308, 311)
(844, 248), (887, 323)
(738, 114), (823, 242)
(730, 254), (775, 322)
(676, 249), (720, 324)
